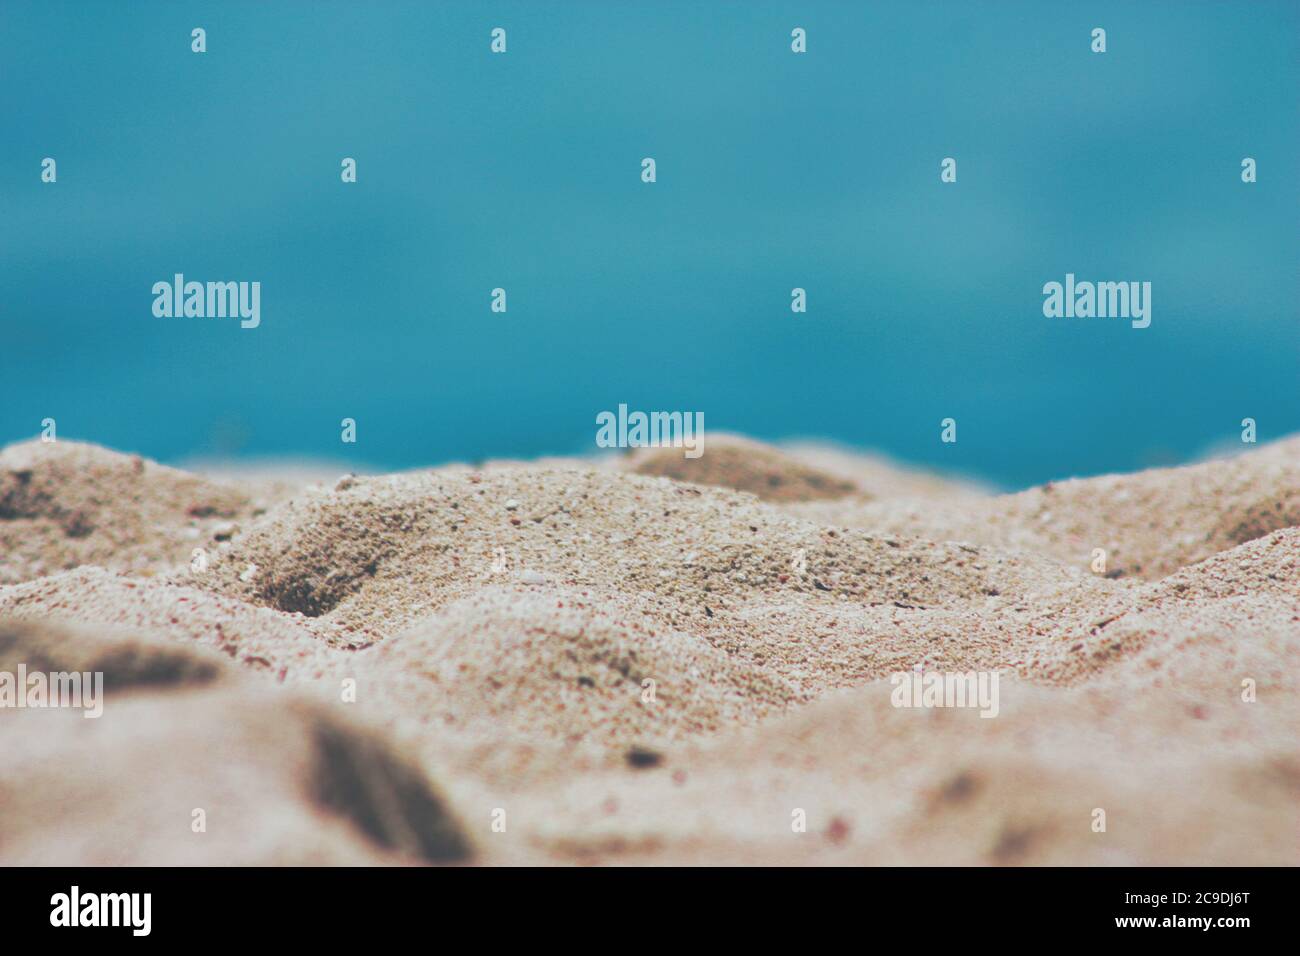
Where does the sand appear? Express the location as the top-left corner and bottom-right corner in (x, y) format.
(781, 437), (1300, 580)
(0, 440), (286, 585)
(0, 436), (1296, 865)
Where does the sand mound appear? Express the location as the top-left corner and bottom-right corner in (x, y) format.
(0, 566), (338, 674)
(388, 528), (1295, 863)
(350, 585), (800, 783)
(1143, 526), (1300, 602)
(514, 666), (1298, 865)
(194, 468), (1113, 654)
(1031, 529), (1300, 690)
(0, 439), (268, 585)
(625, 435), (987, 504)
(625, 434), (860, 502)
(0, 617), (470, 865)
(2, 437), (1295, 866)
(785, 435), (1300, 580)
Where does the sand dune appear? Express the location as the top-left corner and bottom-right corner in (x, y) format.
(627, 433), (984, 503)
(0, 435), (1296, 865)
(785, 437), (1300, 580)
(0, 566), (335, 676)
(0, 440), (274, 585)
(191, 467), (1110, 647)
(626, 433), (860, 502)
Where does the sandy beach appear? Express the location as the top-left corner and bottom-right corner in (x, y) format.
(1, 435), (1296, 866)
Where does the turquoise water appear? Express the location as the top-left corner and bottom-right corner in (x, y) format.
(2, 1), (1296, 488)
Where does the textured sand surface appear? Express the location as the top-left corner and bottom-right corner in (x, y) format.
(782, 438), (1300, 580)
(0, 618), (469, 865)
(0, 437), (1296, 865)
(0, 441), (284, 585)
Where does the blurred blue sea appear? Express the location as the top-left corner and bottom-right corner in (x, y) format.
(2, 0), (1297, 488)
